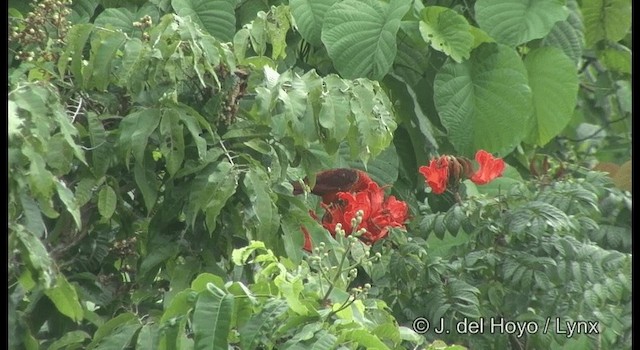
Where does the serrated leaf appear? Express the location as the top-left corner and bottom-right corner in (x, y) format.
(98, 185), (117, 219)
(172, 0), (235, 42)
(290, 0), (338, 45)
(321, 0), (411, 80)
(44, 273), (84, 322)
(475, 0), (568, 46)
(434, 43), (532, 156)
(581, 0), (631, 47)
(524, 47), (579, 146)
(419, 6), (473, 63)
(541, 0), (584, 64)
(192, 284), (234, 350)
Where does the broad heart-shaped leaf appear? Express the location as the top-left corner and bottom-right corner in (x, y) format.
(192, 283), (234, 350)
(434, 43), (533, 157)
(171, 0), (235, 42)
(523, 47), (579, 146)
(419, 6), (474, 63)
(581, 0), (631, 47)
(93, 3), (160, 35)
(475, 0), (569, 46)
(290, 0), (338, 45)
(321, 0), (411, 80)
(541, 0), (584, 64)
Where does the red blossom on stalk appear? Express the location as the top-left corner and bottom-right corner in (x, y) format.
(419, 156), (450, 194)
(470, 150), (505, 185)
(321, 181), (408, 244)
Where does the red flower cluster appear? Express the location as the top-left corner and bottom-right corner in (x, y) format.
(321, 181), (408, 244)
(419, 150), (505, 194)
(299, 170), (408, 251)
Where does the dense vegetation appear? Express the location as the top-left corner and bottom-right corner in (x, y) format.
(9, 0), (631, 349)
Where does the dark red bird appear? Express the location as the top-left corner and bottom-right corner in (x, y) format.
(292, 168), (375, 204)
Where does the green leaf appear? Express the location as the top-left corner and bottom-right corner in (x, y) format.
(87, 113), (111, 177)
(98, 185), (117, 219)
(59, 23), (94, 78)
(581, 0), (631, 47)
(239, 299), (289, 350)
(185, 162), (238, 233)
(419, 6), (474, 63)
(118, 109), (161, 169)
(191, 273), (226, 292)
(118, 38), (151, 94)
(541, 0), (584, 64)
(134, 152), (159, 214)
(597, 43), (632, 75)
(56, 180), (82, 229)
(8, 100), (22, 138)
(171, 0), (236, 42)
(475, 0), (569, 46)
(19, 192), (46, 237)
(290, 0), (338, 45)
(44, 273), (84, 322)
(84, 29), (127, 91)
(243, 168), (279, 244)
(339, 329), (390, 350)
(192, 284), (234, 350)
(69, 0), (99, 23)
(15, 227), (55, 287)
(523, 47), (579, 146)
(53, 109), (87, 165)
(22, 147), (55, 199)
(321, 0), (411, 80)
(135, 324), (160, 350)
(47, 331), (91, 350)
(160, 109), (185, 177)
(94, 7), (138, 33)
(434, 43), (532, 156)
(90, 322), (142, 349)
(74, 178), (96, 207)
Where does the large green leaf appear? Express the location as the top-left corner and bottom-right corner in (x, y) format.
(184, 161), (238, 233)
(56, 180), (83, 229)
(243, 168), (280, 245)
(434, 43), (532, 156)
(87, 113), (111, 178)
(118, 109), (161, 168)
(419, 6), (474, 63)
(541, 0), (584, 64)
(171, 0), (235, 42)
(84, 29), (127, 91)
(581, 0), (631, 47)
(44, 273), (84, 322)
(239, 299), (289, 349)
(15, 227), (55, 288)
(290, 0), (338, 45)
(321, 0), (411, 80)
(94, 4), (160, 35)
(523, 47), (579, 146)
(475, 0), (569, 46)
(58, 23), (94, 82)
(88, 313), (141, 349)
(98, 185), (118, 219)
(192, 284), (234, 350)
(160, 109), (185, 178)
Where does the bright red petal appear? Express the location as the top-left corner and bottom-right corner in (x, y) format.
(470, 150), (505, 185)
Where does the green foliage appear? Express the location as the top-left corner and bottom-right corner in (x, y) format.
(8, 0), (630, 349)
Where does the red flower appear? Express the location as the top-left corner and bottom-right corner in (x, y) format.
(470, 150), (505, 185)
(321, 181), (408, 244)
(419, 156), (449, 194)
(302, 226), (313, 252)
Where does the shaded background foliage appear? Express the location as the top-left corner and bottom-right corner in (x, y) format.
(8, 0), (631, 349)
